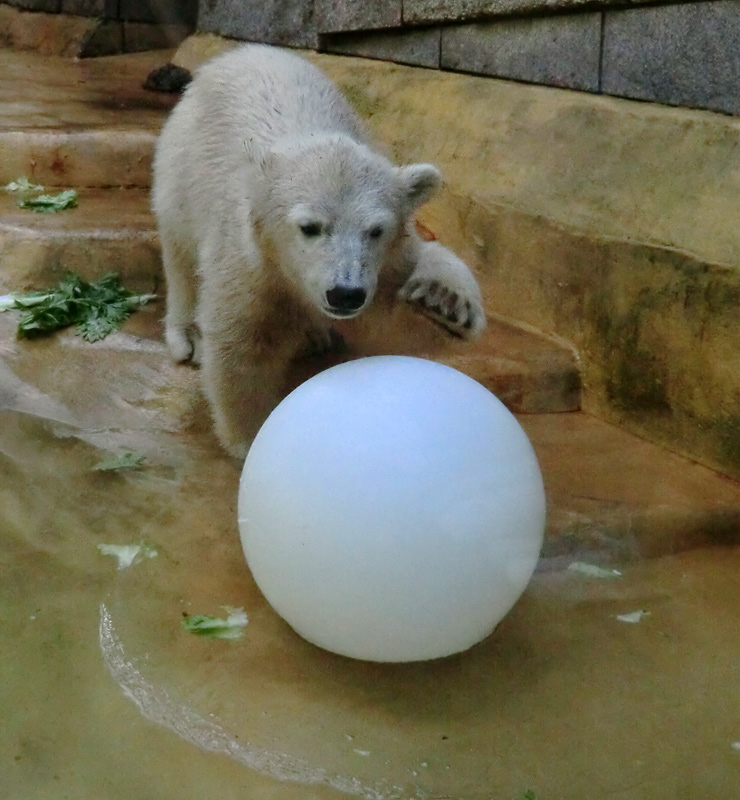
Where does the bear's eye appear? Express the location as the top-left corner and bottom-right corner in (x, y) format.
(368, 225), (384, 240)
(300, 222), (323, 238)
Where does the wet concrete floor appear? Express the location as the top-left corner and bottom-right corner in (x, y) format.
(2, 309), (740, 800)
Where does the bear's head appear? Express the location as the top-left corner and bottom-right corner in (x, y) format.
(254, 134), (440, 319)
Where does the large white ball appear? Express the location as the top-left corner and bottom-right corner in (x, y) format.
(238, 356), (546, 662)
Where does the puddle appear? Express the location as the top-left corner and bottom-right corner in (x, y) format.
(3, 311), (740, 800)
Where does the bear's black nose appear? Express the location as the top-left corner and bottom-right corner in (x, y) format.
(325, 286), (367, 315)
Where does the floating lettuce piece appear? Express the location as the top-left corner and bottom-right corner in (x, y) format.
(615, 610), (650, 624)
(17, 188), (78, 213)
(0, 272), (156, 341)
(98, 542), (158, 570)
(567, 561), (622, 579)
(93, 452), (146, 472)
(3, 177), (44, 194)
(181, 607), (249, 640)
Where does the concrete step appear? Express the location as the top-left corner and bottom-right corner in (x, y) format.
(2, 307), (738, 563)
(3, 40), (739, 563)
(0, 48), (175, 188)
(522, 412), (740, 563)
(3, 41), (739, 465)
(0, 187), (160, 294)
(0, 41), (580, 416)
(0, 181), (579, 413)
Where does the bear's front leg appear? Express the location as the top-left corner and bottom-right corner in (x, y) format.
(199, 333), (287, 459)
(399, 236), (486, 340)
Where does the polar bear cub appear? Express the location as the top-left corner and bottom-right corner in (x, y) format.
(152, 44), (485, 458)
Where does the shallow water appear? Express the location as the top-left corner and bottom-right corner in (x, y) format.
(3, 310), (740, 800)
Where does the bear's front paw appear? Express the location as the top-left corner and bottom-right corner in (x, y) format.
(399, 279), (486, 340)
(303, 326), (347, 358)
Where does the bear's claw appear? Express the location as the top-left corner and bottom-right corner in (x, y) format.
(400, 278), (483, 339)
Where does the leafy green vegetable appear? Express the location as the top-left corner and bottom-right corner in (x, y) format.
(0, 273), (156, 341)
(98, 542), (158, 570)
(3, 177), (44, 194)
(181, 607), (249, 640)
(93, 452), (146, 472)
(17, 188), (78, 213)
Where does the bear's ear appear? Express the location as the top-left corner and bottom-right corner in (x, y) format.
(397, 164), (442, 213)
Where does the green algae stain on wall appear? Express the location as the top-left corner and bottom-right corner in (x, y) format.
(582, 238), (740, 478)
(337, 83), (382, 120)
(595, 299), (672, 418)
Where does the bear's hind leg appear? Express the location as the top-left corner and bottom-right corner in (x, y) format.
(162, 233), (201, 364)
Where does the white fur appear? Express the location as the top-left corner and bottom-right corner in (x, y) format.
(152, 44), (485, 457)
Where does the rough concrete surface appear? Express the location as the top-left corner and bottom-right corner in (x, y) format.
(0, 2), (194, 56)
(0, 49), (176, 185)
(602, 0), (740, 115)
(4, 300), (740, 799)
(404, 0), (658, 24)
(323, 26), (441, 69)
(314, 0), (402, 33)
(441, 12), (602, 91)
(197, 0), (318, 48)
(0, 3), (100, 55)
(0, 187), (160, 292)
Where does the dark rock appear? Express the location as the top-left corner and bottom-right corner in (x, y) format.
(143, 62), (192, 93)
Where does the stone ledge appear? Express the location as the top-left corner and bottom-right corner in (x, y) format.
(0, 129), (160, 186)
(521, 411), (740, 561)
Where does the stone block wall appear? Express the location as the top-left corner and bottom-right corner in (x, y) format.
(2, 0), (736, 115)
(189, 0), (740, 116)
(316, 0), (740, 116)
(1, 0), (197, 54)
(197, 0), (316, 48)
